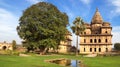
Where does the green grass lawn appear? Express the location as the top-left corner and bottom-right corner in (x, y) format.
(0, 54), (120, 67)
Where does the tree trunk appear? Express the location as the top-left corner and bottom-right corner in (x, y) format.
(40, 47), (48, 55)
(56, 40), (60, 53)
(76, 35), (78, 56)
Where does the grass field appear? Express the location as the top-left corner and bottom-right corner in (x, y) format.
(0, 54), (120, 67)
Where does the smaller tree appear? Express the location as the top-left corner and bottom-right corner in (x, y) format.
(12, 40), (16, 50)
(71, 17), (85, 56)
(114, 43), (120, 51)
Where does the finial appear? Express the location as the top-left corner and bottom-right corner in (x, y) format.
(96, 8), (98, 12)
(91, 8), (103, 24)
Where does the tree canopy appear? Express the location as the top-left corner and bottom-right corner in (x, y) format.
(12, 40), (16, 50)
(71, 17), (85, 56)
(71, 17), (85, 35)
(114, 43), (120, 51)
(17, 2), (69, 54)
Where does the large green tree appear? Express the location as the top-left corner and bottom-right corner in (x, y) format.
(71, 17), (85, 56)
(17, 2), (69, 54)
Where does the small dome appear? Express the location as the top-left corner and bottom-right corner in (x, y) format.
(103, 22), (110, 26)
(84, 23), (90, 26)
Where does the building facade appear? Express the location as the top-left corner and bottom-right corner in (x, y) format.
(0, 42), (13, 50)
(80, 8), (112, 54)
(58, 31), (72, 53)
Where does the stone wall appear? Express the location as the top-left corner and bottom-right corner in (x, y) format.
(80, 45), (112, 54)
(0, 42), (13, 50)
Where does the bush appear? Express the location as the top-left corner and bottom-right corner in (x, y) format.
(114, 43), (120, 50)
(12, 51), (20, 56)
(5, 50), (12, 55)
(2, 50), (20, 56)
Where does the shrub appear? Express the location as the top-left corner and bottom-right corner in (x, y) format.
(114, 43), (120, 50)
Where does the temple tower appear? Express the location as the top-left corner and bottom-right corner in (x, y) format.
(80, 8), (112, 54)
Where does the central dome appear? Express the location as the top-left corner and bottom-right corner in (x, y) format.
(91, 8), (103, 24)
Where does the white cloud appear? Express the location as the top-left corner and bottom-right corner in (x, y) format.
(0, 8), (22, 44)
(112, 26), (120, 32)
(0, 0), (12, 8)
(111, 0), (120, 9)
(108, 0), (120, 17)
(62, 6), (75, 19)
(26, 0), (46, 4)
(112, 32), (120, 44)
(72, 33), (80, 49)
(79, 0), (91, 5)
(72, 34), (76, 46)
(112, 26), (120, 44)
(102, 0), (120, 44)
(67, 11), (75, 19)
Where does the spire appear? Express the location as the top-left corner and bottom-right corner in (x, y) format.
(91, 8), (103, 24)
(96, 8), (98, 12)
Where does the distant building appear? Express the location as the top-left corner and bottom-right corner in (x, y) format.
(58, 31), (72, 53)
(0, 42), (13, 50)
(80, 8), (112, 54)
(16, 45), (26, 52)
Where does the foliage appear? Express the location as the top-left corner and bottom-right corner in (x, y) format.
(17, 2), (69, 54)
(12, 40), (16, 50)
(71, 17), (85, 35)
(0, 50), (20, 56)
(114, 43), (120, 50)
(71, 17), (86, 56)
(0, 50), (12, 55)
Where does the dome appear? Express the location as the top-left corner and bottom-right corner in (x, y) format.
(84, 23), (90, 28)
(84, 23), (90, 26)
(91, 8), (103, 24)
(103, 22), (110, 26)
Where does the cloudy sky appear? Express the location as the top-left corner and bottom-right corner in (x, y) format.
(0, 0), (120, 45)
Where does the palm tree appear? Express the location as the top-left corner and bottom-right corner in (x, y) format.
(71, 17), (85, 56)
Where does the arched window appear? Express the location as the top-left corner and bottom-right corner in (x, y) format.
(106, 48), (108, 52)
(94, 39), (97, 43)
(105, 39), (108, 43)
(98, 39), (101, 43)
(90, 48), (92, 52)
(84, 48), (86, 52)
(2, 46), (7, 50)
(84, 32), (86, 34)
(94, 48), (96, 52)
(90, 39), (92, 43)
(105, 31), (107, 34)
(84, 39), (86, 43)
(99, 48), (101, 52)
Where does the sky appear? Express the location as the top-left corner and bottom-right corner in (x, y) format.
(0, 0), (120, 45)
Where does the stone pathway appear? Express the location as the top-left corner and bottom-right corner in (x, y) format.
(19, 53), (30, 57)
(84, 54), (97, 57)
